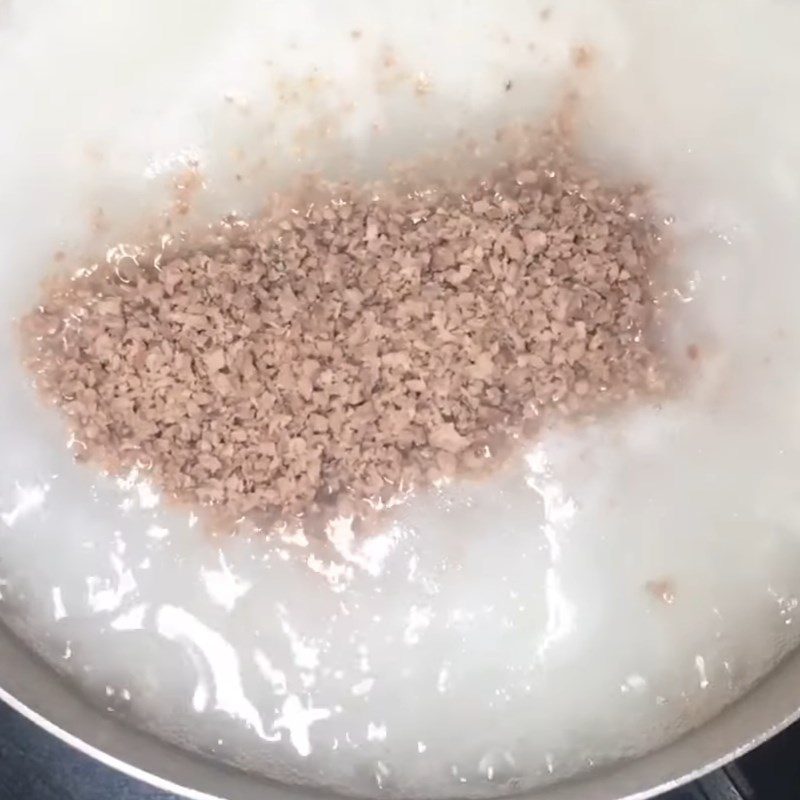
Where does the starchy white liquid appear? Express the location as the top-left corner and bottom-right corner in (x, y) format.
(2, 1), (800, 798)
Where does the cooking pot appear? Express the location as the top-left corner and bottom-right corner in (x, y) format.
(2, 2), (800, 798)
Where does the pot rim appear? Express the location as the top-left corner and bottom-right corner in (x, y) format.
(2, 620), (800, 800)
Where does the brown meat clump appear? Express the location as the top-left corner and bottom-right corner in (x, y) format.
(22, 144), (664, 526)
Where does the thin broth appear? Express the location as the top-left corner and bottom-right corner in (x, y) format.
(1, 1), (800, 798)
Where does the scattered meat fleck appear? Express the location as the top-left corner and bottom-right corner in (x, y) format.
(382, 49), (397, 69)
(540, 7), (552, 21)
(686, 343), (700, 361)
(505, 80), (513, 92)
(572, 45), (595, 70)
(646, 579), (677, 605)
(23, 130), (667, 529)
(172, 167), (204, 217)
(350, 29), (362, 40)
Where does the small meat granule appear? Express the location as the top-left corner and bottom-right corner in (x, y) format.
(22, 138), (666, 527)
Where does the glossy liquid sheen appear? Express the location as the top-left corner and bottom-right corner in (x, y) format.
(2, 1), (800, 797)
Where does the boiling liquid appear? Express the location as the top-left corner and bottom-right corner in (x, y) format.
(2, 1), (800, 797)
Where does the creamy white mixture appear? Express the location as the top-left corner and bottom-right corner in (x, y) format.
(2, 1), (800, 798)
